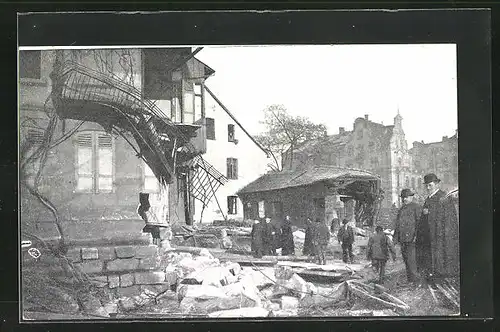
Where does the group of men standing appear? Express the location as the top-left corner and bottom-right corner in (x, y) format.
(392, 173), (459, 285)
(250, 215), (296, 258)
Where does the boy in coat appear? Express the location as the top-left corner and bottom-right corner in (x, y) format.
(393, 189), (422, 284)
(367, 226), (397, 284)
(337, 218), (355, 264)
(312, 218), (330, 265)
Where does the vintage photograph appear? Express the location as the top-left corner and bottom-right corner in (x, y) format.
(19, 44), (459, 320)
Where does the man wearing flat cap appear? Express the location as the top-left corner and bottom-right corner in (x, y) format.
(393, 189), (422, 284)
(417, 173), (447, 280)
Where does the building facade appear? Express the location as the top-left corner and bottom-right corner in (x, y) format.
(19, 48), (225, 241)
(282, 113), (458, 209)
(193, 92), (270, 223)
(409, 132), (459, 195)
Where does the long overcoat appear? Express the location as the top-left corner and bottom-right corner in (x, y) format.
(251, 222), (264, 254)
(441, 194), (460, 277)
(303, 220), (314, 255)
(420, 190), (447, 275)
(280, 220), (295, 256)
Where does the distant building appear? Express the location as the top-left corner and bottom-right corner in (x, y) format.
(282, 113), (458, 209)
(409, 131), (459, 195)
(194, 94), (270, 223)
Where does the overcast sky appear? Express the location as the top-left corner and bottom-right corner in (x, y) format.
(197, 44), (457, 145)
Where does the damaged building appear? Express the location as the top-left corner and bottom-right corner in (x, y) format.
(236, 165), (382, 227)
(19, 48), (228, 243)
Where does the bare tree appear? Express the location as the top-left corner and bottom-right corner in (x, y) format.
(255, 104), (327, 171)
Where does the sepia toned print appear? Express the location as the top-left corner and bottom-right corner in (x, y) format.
(19, 45), (459, 320)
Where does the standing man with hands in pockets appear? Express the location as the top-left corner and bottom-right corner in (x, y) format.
(393, 188), (422, 285)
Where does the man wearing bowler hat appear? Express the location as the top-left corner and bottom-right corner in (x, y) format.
(418, 173), (447, 280)
(393, 188), (422, 284)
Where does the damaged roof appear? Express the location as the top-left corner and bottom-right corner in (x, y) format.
(237, 165), (380, 195)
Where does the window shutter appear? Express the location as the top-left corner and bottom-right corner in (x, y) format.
(27, 129), (44, 145)
(234, 159), (238, 179)
(226, 158), (231, 179)
(98, 134), (112, 148)
(77, 132), (93, 147)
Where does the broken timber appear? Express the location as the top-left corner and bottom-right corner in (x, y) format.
(347, 280), (410, 313)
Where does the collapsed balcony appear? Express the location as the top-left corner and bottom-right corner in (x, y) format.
(51, 60), (226, 201)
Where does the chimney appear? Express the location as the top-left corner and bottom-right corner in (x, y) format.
(364, 114), (369, 120)
(339, 127), (345, 134)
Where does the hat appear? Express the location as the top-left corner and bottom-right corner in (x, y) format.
(424, 173), (441, 185)
(400, 188), (415, 198)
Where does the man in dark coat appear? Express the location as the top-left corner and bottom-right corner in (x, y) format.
(418, 173), (447, 279)
(263, 217), (279, 255)
(251, 219), (264, 258)
(312, 218), (330, 265)
(367, 226), (397, 284)
(393, 189), (422, 283)
(280, 215), (295, 256)
(337, 218), (355, 264)
(303, 217), (314, 256)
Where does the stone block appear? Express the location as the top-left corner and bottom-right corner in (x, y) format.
(120, 274), (135, 287)
(134, 271), (165, 285)
(75, 260), (104, 275)
(134, 245), (158, 259)
(103, 302), (119, 315)
(108, 275), (120, 289)
(115, 246), (136, 259)
(91, 276), (108, 288)
(281, 296), (299, 310)
(65, 248), (81, 263)
(106, 258), (139, 272)
(138, 257), (157, 270)
(119, 297), (136, 312)
(81, 248), (99, 260)
(117, 285), (141, 298)
(98, 247), (116, 261)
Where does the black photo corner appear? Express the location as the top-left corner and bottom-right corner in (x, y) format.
(0, 4), (495, 332)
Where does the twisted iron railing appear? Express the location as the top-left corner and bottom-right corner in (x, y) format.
(52, 60), (227, 205)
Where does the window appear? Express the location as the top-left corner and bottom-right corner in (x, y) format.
(143, 161), (159, 193)
(411, 177), (415, 188)
(405, 176), (410, 188)
(194, 83), (203, 122)
(370, 157), (379, 167)
(226, 158), (238, 180)
(206, 118), (215, 140)
(369, 141), (375, 149)
(75, 132), (114, 193)
(228, 124), (236, 142)
(347, 147), (354, 156)
(357, 130), (363, 140)
(227, 196), (238, 215)
(258, 200), (265, 218)
(19, 50), (41, 79)
(418, 179), (422, 190)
